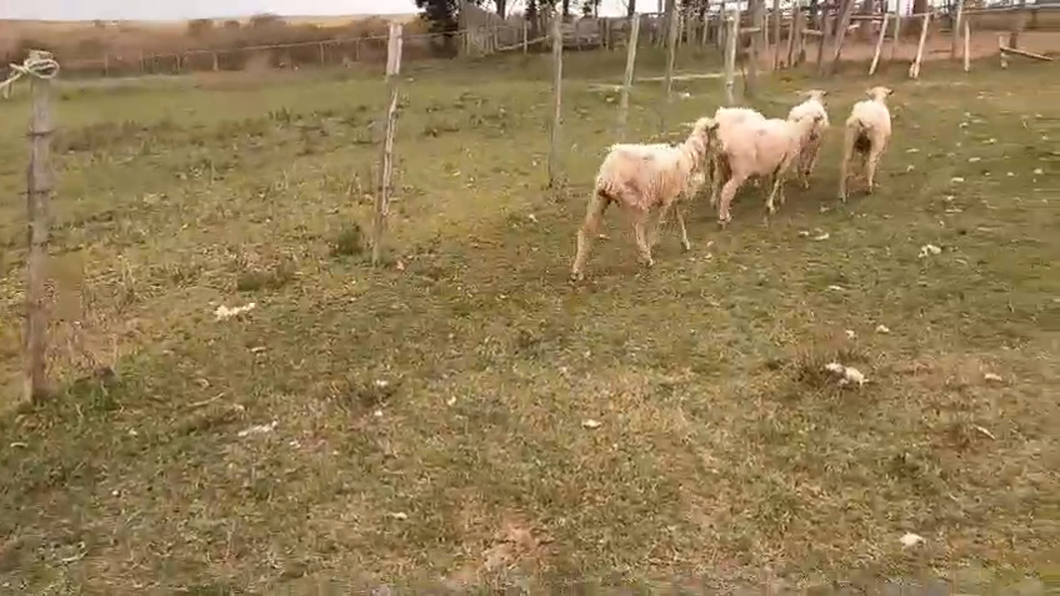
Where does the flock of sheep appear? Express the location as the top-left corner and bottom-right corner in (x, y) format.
(570, 85), (896, 281)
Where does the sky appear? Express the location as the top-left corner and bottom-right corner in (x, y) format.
(3, 0), (640, 21)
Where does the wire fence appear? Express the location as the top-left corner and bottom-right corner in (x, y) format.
(5, 4), (1052, 80)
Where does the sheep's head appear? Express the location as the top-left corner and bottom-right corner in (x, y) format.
(799, 89), (829, 103)
(685, 117), (720, 164)
(866, 86), (894, 102)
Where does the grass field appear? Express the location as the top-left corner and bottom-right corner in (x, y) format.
(0, 49), (1057, 593)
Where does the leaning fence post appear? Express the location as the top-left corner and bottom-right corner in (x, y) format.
(0, 51), (60, 403)
(371, 23), (403, 267)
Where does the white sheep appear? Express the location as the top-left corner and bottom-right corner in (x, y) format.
(570, 117), (719, 281)
(787, 89), (831, 189)
(708, 106), (768, 208)
(714, 113), (823, 226)
(839, 86), (894, 201)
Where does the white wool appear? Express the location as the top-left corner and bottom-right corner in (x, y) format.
(788, 98), (830, 129)
(847, 98), (891, 140)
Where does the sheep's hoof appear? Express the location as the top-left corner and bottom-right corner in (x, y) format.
(866, 184), (876, 195)
(681, 241), (691, 252)
(570, 270), (585, 282)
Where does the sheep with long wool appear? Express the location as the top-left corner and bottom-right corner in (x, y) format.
(707, 106), (768, 208)
(714, 112), (824, 226)
(570, 117), (719, 281)
(839, 86), (894, 201)
(787, 89), (831, 189)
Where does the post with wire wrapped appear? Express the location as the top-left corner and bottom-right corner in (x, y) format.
(0, 49), (61, 403)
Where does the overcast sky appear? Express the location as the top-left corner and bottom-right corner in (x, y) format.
(5, 0), (642, 21)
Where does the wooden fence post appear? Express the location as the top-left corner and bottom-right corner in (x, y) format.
(771, 0), (781, 69)
(724, 11), (738, 105)
(663, 1), (679, 127)
(786, 6), (802, 67)
(829, 0), (859, 75)
(746, 0), (763, 98)
(869, 13), (890, 75)
(951, 0), (964, 59)
(890, 9), (902, 61)
(3, 50), (61, 404)
(212, 52), (220, 72)
(371, 23), (403, 267)
(998, 34), (1008, 68)
(909, 12), (930, 78)
(617, 16), (641, 141)
(964, 20), (971, 71)
(319, 42), (326, 65)
(548, 13), (564, 190)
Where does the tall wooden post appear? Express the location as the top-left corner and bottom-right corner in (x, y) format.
(746, 0), (764, 98)
(548, 13), (564, 189)
(909, 12), (930, 78)
(869, 12), (890, 75)
(951, 0), (964, 59)
(663, 0), (679, 128)
(829, 0), (859, 74)
(22, 50), (58, 404)
(371, 24), (403, 267)
(617, 16), (641, 141)
(724, 11), (739, 105)
(771, 0), (782, 69)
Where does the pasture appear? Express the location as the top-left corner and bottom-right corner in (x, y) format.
(0, 48), (1057, 593)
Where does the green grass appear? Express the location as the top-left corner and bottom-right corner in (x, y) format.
(0, 48), (1058, 594)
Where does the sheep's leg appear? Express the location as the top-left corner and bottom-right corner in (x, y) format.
(709, 154), (722, 208)
(718, 175), (747, 228)
(648, 201), (674, 248)
(571, 189), (611, 281)
(632, 208), (654, 268)
(804, 140), (821, 189)
(766, 170), (784, 215)
(838, 128), (856, 202)
(866, 145), (886, 194)
(675, 206), (691, 252)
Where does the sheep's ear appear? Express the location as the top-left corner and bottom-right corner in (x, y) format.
(885, 87), (894, 96)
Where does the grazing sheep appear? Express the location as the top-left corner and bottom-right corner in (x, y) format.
(708, 106), (768, 208)
(787, 89), (831, 189)
(839, 86), (894, 201)
(715, 113), (824, 226)
(570, 117), (719, 281)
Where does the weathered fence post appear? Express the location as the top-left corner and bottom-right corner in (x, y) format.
(724, 10), (738, 105)
(617, 16), (641, 141)
(951, 0), (965, 60)
(964, 20), (971, 72)
(371, 23), (403, 267)
(890, 8), (902, 61)
(771, 0), (781, 69)
(0, 51), (60, 403)
(319, 42), (326, 66)
(548, 12), (564, 190)
(663, 1), (679, 129)
(909, 12), (930, 78)
(869, 13), (890, 75)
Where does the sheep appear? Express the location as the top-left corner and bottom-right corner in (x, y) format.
(787, 89), (831, 189)
(714, 112), (824, 226)
(707, 106), (768, 208)
(570, 117), (719, 281)
(839, 86), (894, 202)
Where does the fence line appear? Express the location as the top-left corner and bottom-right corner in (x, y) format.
(6, 4), (1054, 79)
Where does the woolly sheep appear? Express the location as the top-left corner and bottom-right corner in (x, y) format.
(787, 89), (831, 189)
(570, 117), (719, 281)
(708, 106), (768, 208)
(839, 86), (894, 201)
(714, 113), (823, 226)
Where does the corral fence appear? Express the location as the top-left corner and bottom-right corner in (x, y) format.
(1, 3), (1056, 80)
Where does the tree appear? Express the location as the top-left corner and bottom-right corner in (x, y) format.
(415, 0), (462, 54)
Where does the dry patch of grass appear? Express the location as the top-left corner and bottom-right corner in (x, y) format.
(0, 51), (1056, 593)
